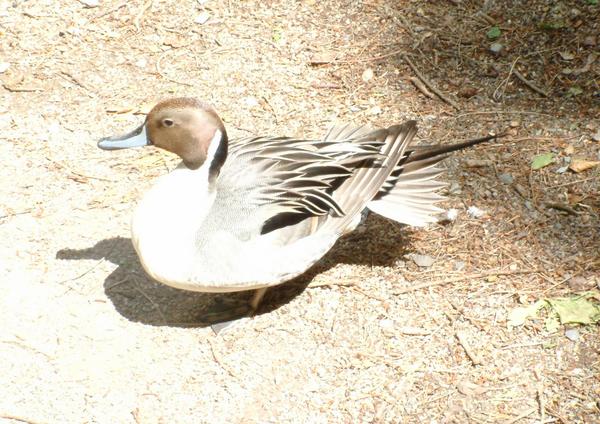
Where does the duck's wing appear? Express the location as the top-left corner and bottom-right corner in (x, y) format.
(225, 122), (418, 240)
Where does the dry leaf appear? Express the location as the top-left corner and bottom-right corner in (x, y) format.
(564, 145), (575, 155)
(569, 159), (600, 173)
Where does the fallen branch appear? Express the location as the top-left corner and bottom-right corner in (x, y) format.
(513, 69), (549, 97)
(403, 54), (460, 110)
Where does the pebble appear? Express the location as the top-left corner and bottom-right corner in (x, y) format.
(453, 260), (466, 271)
(446, 208), (459, 221)
(408, 254), (435, 268)
(244, 96), (259, 108)
(467, 206), (485, 218)
(0, 62), (9, 74)
(490, 43), (503, 55)
(592, 131), (600, 142)
(394, 259), (406, 268)
(195, 11), (210, 24)
(583, 36), (596, 47)
(80, 0), (100, 7)
(448, 182), (462, 195)
(565, 328), (579, 342)
(379, 319), (394, 331)
(499, 173), (513, 184)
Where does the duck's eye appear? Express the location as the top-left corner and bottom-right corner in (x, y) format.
(162, 118), (174, 127)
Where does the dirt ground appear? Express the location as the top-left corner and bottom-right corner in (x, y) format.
(1, 0), (599, 423)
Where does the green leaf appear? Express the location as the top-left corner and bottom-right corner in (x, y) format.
(547, 293), (600, 325)
(508, 292), (600, 331)
(531, 153), (554, 170)
(587, 0), (597, 5)
(486, 26), (501, 39)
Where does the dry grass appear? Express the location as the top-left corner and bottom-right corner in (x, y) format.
(1, 0), (599, 423)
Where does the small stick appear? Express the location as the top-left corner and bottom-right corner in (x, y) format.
(409, 76), (434, 98)
(156, 50), (195, 87)
(546, 176), (597, 189)
(208, 339), (239, 379)
(0, 414), (44, 424)
(402, 54), (460, 110)
(545, 202), (578, 216)
(448, 300), (487, 331)
(133, 0), (153, 31)
(504, 408), (536, 424)
(308, 280), (357, 288)
(394, 269), (542, 294)
(92, 2), (127, 21)
(455, 331), (483, 365)
(513, 69), (549, 97)
(493, 57), (519, 101)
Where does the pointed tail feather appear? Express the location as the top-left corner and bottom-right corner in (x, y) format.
(367, 131), (502, 226)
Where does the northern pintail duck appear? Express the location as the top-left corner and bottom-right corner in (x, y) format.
(99, 98), (497, 312)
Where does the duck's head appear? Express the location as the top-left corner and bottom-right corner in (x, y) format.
(98, 97), (228, 177)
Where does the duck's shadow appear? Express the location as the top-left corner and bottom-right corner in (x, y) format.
(57, 215), (412, 327)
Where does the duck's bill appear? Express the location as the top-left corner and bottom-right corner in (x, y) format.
(97, 123), (149, 150)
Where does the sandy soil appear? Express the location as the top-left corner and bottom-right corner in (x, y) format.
(1, 1), (599, 423)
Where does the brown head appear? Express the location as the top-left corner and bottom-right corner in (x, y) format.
(98, 97), (228, 178)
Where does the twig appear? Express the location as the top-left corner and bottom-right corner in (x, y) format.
(545, 202), (579, 216)
(546, 176), (597, 189)
(493, 57), (519, 101)
(156, 49), (195, 87)
(46, 156), (115, 182)
(133, 0), (153, 31)
(402, 54), (460, 110)
(513, 69), (549, 97)
(58, 70), (96, 98)
(92, 2), (127, 21)
(338, 47), (405, 64)
(409, 76), (434, 98)
(0, 413), (45, 424)
(0, 339), (53, 360)
(351, 286), (387, 302)
(308, 280), (357, 288)
(133, 283), (167, 325)
(455, 331), (483, 365)
(208, 339), (239, 379)
(455, 110), (553, 118)
(504, 408), (536, 424)
(394, 269), (542, 294)
(448, 300), (487, 331)
(56, 258), (106, 284)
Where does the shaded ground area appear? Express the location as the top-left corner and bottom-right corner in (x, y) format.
(1, 0), (598, 423)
